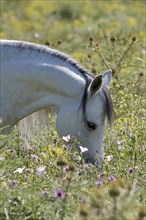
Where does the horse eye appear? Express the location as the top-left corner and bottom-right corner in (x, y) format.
(87, 121), (96, 130)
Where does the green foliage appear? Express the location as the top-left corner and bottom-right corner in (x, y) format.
(0, 0), (146, 219)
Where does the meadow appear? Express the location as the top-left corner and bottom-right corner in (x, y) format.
(0, 0), (146, 219)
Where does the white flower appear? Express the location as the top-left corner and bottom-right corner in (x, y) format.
(62, 135), (71, 142)
(79, 146), (88, 153)
(36, 166), (46, 175)
(107, 155), (113, 162)
(14, 166), (25, 174)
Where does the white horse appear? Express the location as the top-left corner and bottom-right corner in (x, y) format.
(0, 40), (114, 166)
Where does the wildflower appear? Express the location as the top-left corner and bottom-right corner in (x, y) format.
(21, 144), (27, 152)
(34, 32), (40, 39)
(117, 140), (123, 150)
(81, 196), (86, 204)
(144, 178), (146, 184)
(99, 172), (104, 178)
(54, 188), (65, 200)
(62, 135), (71, 142)
(36, 166), (46, 175)
(141, 49), (146, 56)
(7, 180), (18, 188)
(41, 189), (49, 197)
(79, 146), (88, 153)
(129, 167), (134, 174)
(0, 157), (5, 161)
(8, 149), (16, 156)
(134, 182), (139, 190)
(107, 155), (113, 162)
(30, 154), (39, 163)
(64, 144), (70, 150)
(95, 178), (103, 187)
(14, 166), (25, 174)
(108, 175), (116, 182)
(62, 165), (69, 173)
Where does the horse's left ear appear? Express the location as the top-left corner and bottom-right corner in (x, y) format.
(102, 70), (112, 86)
(89, 75), (102, 96)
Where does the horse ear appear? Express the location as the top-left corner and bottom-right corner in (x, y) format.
(89, 75), (102, 96)
(102, 70), (112, 86)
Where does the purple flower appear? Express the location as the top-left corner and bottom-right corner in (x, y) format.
(62, 165), (69, 173)
(134, 182), (139, 190)
(54, 188), (65, 200)
(21, 144), (27, 152)
(144, 178), (146, 184)
(36, 166), (46, 175)
(108, 175), (116, 182)
(99, 172), (104, 178)
(31, 154), (39, 163)
(95, 178), (103, 187)
(64, 144), (70, 150)
(7, 180), (18, 188)
(129, 167), (134, 174)
(81, 196), (86, 204)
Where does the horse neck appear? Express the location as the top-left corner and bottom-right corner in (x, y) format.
(2, 45), (86, 124)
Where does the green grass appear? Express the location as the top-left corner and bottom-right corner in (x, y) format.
(0, 0), (146, 219)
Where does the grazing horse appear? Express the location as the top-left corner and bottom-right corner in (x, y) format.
(0, 40), (114, 166)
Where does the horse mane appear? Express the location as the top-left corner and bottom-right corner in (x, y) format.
(1, 40), (114, 125)
(1, 40), (94, 80)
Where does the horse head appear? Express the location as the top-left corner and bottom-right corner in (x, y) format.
(56, 70), (114, 167)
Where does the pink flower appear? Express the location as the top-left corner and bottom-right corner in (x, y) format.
(129, 167), (134, 174)
(108, 175), (116, 182)
(95, 178), (103, 187)
(62, 135), (71, 142)
(54, 188), (65, 200)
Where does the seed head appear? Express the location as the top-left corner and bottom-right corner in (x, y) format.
(109, 182), (120, 197)
(110, 36), (116, 42)
(56, 155), (68, 166)
(131, 36), (137, 42)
